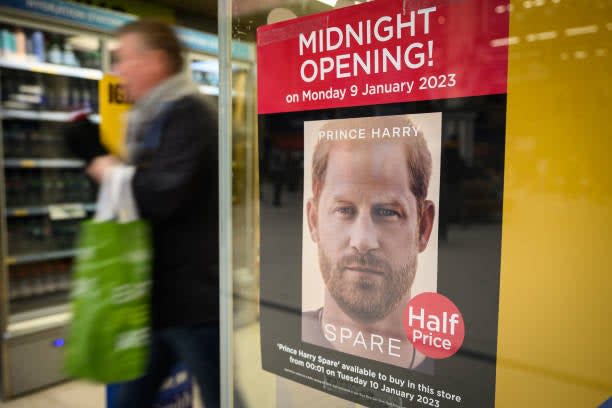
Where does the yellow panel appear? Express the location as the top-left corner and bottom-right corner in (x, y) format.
(497, 1), (611, 406)
(99, 74), (131, 160)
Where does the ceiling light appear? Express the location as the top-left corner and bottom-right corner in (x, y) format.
(527, 31), (558, 41)
(490, 37), (520, 47)
(574, 50), (588, 59)
(565, 25), (598, 36)
(317, 0), (338, 6)
(537, 31), (557, 40)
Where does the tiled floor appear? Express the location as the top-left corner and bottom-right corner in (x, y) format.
(0, 363), (206, 408)
(0, 381), (105, 408)
(0, 376), (205, 408)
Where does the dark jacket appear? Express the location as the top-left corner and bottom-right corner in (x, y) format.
(132, 95), (219, 329)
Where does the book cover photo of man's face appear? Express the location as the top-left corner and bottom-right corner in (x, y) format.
(301, 113), (442, 370)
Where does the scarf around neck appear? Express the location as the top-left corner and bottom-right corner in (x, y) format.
(125, 74), (200, 164)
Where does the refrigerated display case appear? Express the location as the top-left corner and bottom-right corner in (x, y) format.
(0, 15), (106, 398)
(0, 1), (256, 399)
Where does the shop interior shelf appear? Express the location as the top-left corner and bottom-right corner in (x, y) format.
(5, 203), (96, 217)
(7, 303), (71, 336)
(3, 158), (85, 168)
(6, 249), (80, 266)
(0, 58), (103, 80)
(0, 109), (99, 123)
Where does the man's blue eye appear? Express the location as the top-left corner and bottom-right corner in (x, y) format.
(374, 208), (399, 217)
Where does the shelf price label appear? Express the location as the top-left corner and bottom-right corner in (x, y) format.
(19, 160), (37, 168)
(31, 64), (58, 75)
(12, 209), (29, 217)
(49, 204), (86, 220)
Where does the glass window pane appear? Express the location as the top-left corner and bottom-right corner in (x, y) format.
(223, 1), (611, 407)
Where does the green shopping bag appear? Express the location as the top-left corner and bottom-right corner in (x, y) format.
(65, 217), (151, 383)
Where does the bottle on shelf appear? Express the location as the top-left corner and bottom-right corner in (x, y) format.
(47, 265), (62, 293)
(13, 122), (27, 156)
(44, 75), (59, 111)
(62, 43), (79, 67)
(5, 172), (17, 208)
(31, 268), (45, 296)
(9, 275), (18, 300)
(64, 172), (75, 202)
(4, 123), (16, 156)
(41, 172), (53, 205)
(17, 171), (28, 207)
(43, 125), (58, 158)
(32, 30), (45, 62)
(1, 69), (16, 106)
(11, 171), (22, 207)
(82, 80), (92, 111)
(21, 266), (35, 299)
(58, 260), (71, 291)
(0, 27), (16, 57)
(25, 171), (41, 206)
(59, 81), (70, 111)
(47, 38), (62, 65)
(27, 218), (43, 253)
(49, 171), (62, 204)
(5, 172), (15, 207)
(26, 123), (38, 156)
(25, 31), (34, 60)
(70, 79), (82, 110)
(7, 219), (23, 254)
(14, 28), (26, 59)
(11, 269), (25, 299)
(34, 124), (47, 157)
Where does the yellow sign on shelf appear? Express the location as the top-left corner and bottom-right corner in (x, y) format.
(99, 74), (131, 160)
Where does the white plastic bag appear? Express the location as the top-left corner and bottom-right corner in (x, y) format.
(94, 164), (139, 222)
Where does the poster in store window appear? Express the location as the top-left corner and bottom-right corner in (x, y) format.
(301, 112), (442, 375)
(258, 0), (508, 406)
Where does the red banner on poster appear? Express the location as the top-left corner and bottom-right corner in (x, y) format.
(257, 0), (508, 114)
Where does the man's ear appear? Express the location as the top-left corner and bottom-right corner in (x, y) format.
(418, 200), (435, 252)
(307, 198), (319, 243)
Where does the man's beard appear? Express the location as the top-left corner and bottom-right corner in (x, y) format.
(319, 248), (417, 323)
